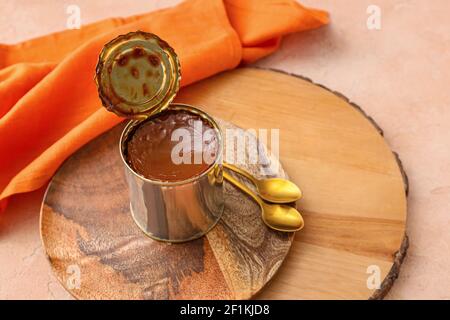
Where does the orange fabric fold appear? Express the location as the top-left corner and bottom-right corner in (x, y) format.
(225, 0), (329, 62)
(0, 0), (328, 210)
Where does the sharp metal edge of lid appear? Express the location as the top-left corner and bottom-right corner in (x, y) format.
(95, 31), (181, 119)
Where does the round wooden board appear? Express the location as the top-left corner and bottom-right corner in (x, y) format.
(41, 68), (408, 300)
(41, 118), (294, 300)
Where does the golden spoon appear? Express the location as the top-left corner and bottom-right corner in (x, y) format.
(223, 171), (304, 232)
(223, 163), (302, 203)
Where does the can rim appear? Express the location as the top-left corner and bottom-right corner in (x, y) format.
(119, 103), (223, 186)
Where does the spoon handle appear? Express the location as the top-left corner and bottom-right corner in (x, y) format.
(223, 163), (258, 185)
(223, 171), (263, 207)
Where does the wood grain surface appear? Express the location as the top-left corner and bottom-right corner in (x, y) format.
(41, 118), (294, 300)
(41, 68), (408, 300)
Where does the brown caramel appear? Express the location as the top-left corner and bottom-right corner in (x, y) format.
(125, 109), (218, 181)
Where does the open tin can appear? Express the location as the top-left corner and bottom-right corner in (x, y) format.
(95, 31), (224, 242)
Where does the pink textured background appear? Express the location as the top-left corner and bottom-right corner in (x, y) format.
(1, 0), (449, 299)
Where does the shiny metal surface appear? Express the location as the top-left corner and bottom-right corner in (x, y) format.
(95, 31), (181, 119)
(223, 171), (304, 232)
(223, 162), (302, 203)
(120, 103), (224, 242)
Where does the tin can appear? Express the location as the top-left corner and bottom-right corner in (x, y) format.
(96, 31), (224, 242)
(120, 103), (224, 242)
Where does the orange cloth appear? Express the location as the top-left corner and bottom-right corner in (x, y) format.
(0, 0), (328, 210)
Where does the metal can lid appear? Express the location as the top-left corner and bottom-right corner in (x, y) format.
(95, 31), (181, 118)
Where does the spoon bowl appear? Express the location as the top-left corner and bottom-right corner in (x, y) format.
(261, 201), (304, 232)
(223, 171), (304, 232)
(257, 178), (302, 204)
(223, 163), (302, 203)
